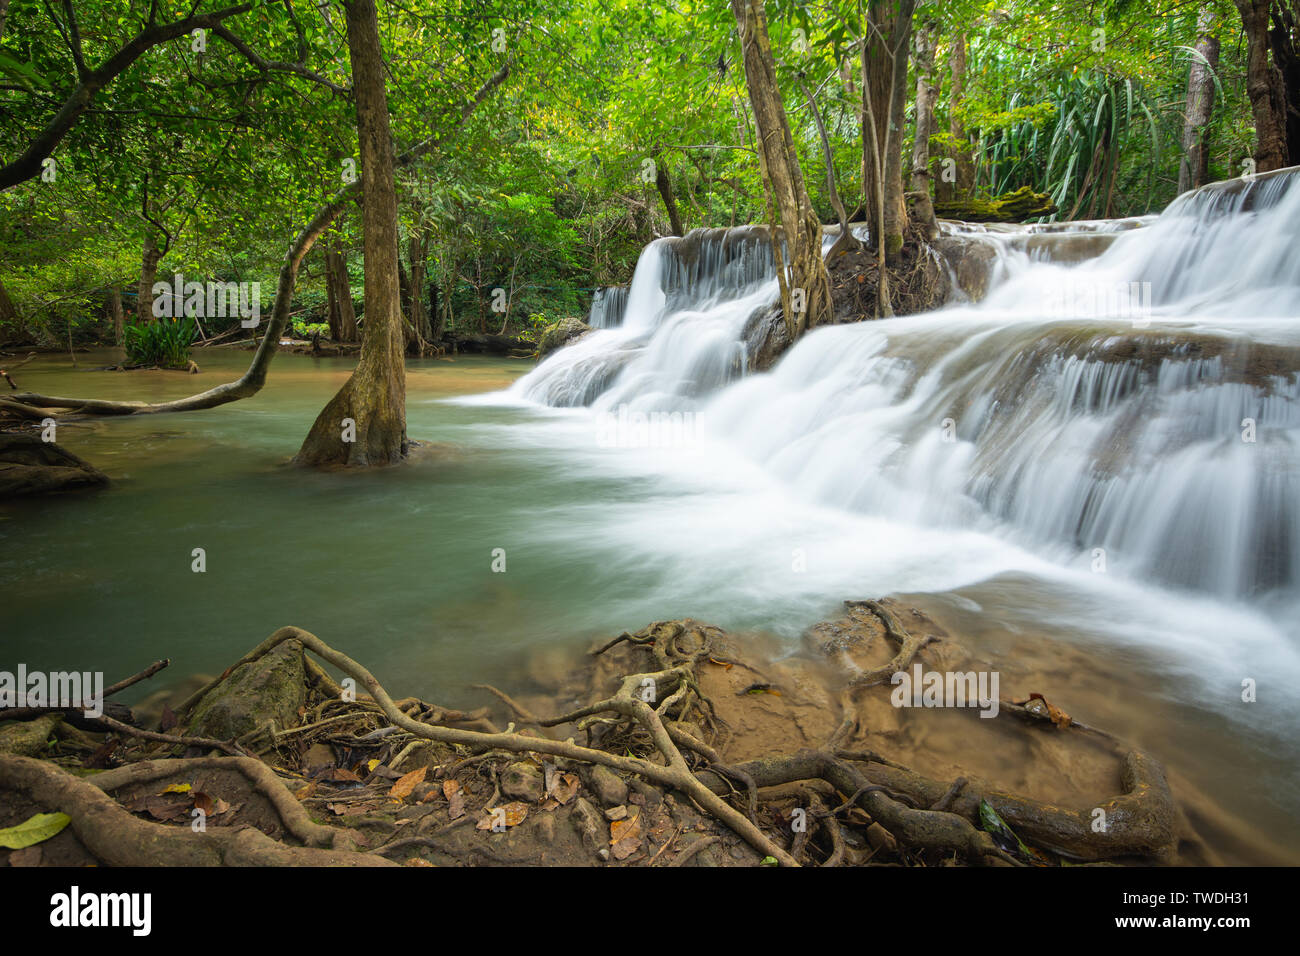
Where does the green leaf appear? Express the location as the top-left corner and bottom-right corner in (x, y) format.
(0, 812), (72, 849)
(760, 855), (779, 866)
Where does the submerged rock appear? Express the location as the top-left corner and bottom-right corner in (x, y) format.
(0, 433), (108, 499)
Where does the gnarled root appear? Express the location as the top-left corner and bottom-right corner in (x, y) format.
(0, 754), (393, 867)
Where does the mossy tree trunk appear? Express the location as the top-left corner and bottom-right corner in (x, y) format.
(295, 0), (407, 467)
(910, 21), (939, 237)
(730, 0), (832, 338)
(108, 287), (124, 344)
(136, 230), (162, 324)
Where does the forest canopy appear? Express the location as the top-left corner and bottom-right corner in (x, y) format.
(0, 0), (1288, 348)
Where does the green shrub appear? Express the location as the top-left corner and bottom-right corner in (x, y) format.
(292, 320), (331, 338)
(122, 317), (196, 368)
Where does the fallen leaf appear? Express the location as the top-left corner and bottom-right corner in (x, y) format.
(1020, 693), (1073, 729)
(160, 783), (191, 795)
(447, 789), (465, 820)
(611, 818), (639, 843)
(389, 765), (427, 802)
(159, 704), (178, 732)
(548, 772), (579, 806)
(476, 802), (528, 830)
(442, 779), (460, 800)
(322, 768), (363, 784)
(0, 811), (69, 848)
(294, 782), (318, 801)
(192, 792), (214, 815)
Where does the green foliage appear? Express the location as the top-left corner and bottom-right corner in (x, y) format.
(293, 321), (331, 338)
(123, 317), (196, 368)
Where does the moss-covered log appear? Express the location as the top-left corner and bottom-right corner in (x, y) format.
(935, 185), (1058, 223)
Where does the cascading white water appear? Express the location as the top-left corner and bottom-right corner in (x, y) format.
(587, 286), (628, 329)
(510, 227), (778, 409)
(502, 169), (1300, 610)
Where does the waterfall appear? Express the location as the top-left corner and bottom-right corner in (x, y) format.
(588, 286), (629, 329)
(510, 226), (777, 408)
(499, 169), (1300, 608)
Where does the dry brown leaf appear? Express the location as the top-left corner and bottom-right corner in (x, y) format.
(610, 813), (641, 845)
(476, 802), (528, 830)
(388, 765), (427, 802)
(447, 789), (465, 820)
(442, 779), (460, 800)
(1022, 692), (1073, 729)
(548, 772), (579, 805)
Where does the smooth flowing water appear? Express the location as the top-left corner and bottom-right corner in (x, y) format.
(3, 172), (1298, 863)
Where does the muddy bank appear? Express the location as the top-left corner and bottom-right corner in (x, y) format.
(2, 598), (1247, 868)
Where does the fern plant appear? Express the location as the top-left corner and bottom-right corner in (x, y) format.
(122, 317), (196, 368)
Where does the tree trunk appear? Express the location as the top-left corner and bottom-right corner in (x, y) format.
(730, 0), (833, 338)
(0, 277), (20, 334)
(409, 234), (430, 341)
(654, 155), (685, 236)
(295, 0), (407, 467)
(108, 287), (124, 344)
(1269, 0), (1300, 165)
(858, 0), (915, 262)
(1236, 0), (1289, 171)
(324, 247), (342, 341)
(940, 30), (975, 200)
(137, 231), (162, 324)
(1180, 6), (1221, 193)
(881, 0), (916, 260)
(325, 241), (359, 342)
(910, 22), (939, 237)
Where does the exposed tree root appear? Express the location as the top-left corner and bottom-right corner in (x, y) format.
(2, 611), (1179, 868)
(0, 754), (392, 866)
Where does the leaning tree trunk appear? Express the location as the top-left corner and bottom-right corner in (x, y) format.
(910, 21), (940, 237)
(1179, 6), (1221, 193)
(136, 231), (162, 324)
(296, 0), (407, 467)
(1235, 0), (1289, 171)
(730, 0), (832, 338)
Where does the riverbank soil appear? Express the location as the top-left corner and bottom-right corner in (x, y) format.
(1, 599), (1222, 868)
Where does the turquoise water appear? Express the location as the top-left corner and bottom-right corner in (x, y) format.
(2, 345), (1297, 863)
